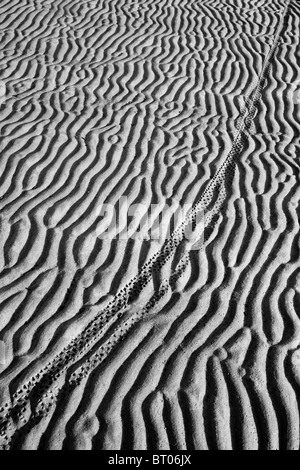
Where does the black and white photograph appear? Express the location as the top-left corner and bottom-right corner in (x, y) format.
(0, 0), (299, 453)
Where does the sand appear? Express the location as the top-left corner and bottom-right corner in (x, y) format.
(0, 0), (299, 450)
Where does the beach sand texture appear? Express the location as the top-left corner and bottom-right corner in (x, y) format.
(0, 0), (300, 450)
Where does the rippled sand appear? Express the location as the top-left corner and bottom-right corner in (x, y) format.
(0, 0), (300, 450)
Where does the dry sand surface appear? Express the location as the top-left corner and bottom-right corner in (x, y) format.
(0, 0), (299, 451)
